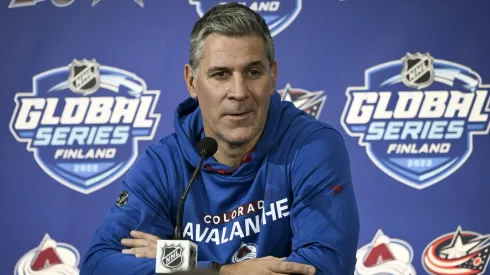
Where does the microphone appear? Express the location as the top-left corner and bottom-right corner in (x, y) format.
(156, 137), (218, 274)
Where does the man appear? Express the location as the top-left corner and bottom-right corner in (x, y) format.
(81, 3), (359, 275)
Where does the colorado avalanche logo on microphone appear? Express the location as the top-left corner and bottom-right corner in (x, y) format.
(189, 0), (302, 37)
(9, 59), (161, 194)
(341, 52), (490, 190)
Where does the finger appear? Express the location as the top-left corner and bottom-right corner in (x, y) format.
(138, 249), (157, 258)
(122, 247), (145, 255)
(122, 247), (156, 258)
(257, 256), (280, 261)
(269, 261), (316, 275)
(121, 238), (156, 248)
(130, 230), (160, 241)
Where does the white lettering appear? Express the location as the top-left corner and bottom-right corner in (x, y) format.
(13, 96), (156, 129)
(346, 92), (377, 124)
(182, 198), (289, 246)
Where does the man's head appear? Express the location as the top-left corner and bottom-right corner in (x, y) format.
(184, 3), (277, 147)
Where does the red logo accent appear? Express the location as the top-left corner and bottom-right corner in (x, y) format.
(31, 247), (63, 270)
(331, 185), (343, 195)
(363, 242), (396, 267)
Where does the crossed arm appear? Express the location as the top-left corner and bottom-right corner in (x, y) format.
(80, 128), (359, 275)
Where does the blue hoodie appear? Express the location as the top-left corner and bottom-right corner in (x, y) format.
(80, 91), (360, 275)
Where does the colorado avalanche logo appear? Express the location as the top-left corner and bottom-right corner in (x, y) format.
(422, 226), (490, 275)
(341, 52), (490, 190)
(355, 229), (416, 275)
(232, 242), (258, 263)
(189, 0), (302, 37)
(9, 59), (161, 194)
(14, 233), (80, 274)
(278, 83), (326, 119)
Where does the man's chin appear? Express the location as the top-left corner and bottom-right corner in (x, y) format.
(218, 128), (261, 146)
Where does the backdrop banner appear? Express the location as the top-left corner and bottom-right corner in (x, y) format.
(1, 1), (489, 274)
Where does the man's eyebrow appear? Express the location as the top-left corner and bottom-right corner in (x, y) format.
(207, 66), (229, 73)
(245, 60), (266, 69)
(207, 61), (266, 73)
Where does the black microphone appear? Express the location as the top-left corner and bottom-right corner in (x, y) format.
(174, 137), (218, 240)
(156, 137), (218, 274)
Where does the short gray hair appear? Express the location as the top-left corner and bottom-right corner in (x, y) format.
(189, 3), (275, 76)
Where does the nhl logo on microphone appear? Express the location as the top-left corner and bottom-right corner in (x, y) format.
(156, 240), (198, 273)
(161, 244), (184, 270)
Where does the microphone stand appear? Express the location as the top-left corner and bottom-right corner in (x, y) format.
(173, 153), (206, 240)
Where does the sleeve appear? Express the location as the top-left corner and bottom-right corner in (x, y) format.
(80, 145), (212, 275)
(285, 127), (360, 275)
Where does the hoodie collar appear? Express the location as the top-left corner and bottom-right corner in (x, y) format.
(174, 91), (301, 176)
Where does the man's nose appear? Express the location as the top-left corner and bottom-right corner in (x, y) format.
(228, 74), (249, 101)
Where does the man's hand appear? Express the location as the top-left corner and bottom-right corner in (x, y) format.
(121, 230), (160, 258)
(220, 256), (316, 275)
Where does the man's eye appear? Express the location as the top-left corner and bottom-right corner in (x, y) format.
(213, 71), (228, 78)
(248, 70), (262, 78)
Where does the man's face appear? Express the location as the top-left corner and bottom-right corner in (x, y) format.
(185, 33), (277, 146)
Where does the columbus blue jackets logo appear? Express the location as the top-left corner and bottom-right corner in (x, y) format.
(278, 83), (326, 119)
(14, 233), (80, 274)
(355, 229), (416, 274)
(422, 226), (490, 275)
(341, 52), (490, 189)
(9, 59), (161, 194)
(189, 0), (302, 37)
(161, 244), (184, 271)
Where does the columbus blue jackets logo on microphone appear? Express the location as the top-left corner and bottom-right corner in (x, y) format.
(341, 52), (490, 189)
(9, 59), (161, 194)
(422, 226), (490, 275)
(278, 83), (326, 119)
(161, 244), (184, 271)
(189, 0), (302, 37)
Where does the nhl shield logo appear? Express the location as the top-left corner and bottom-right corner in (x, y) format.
(161, 244), (184, 271)
(68, 59), (100, 96)
(401, 52), (434, 90)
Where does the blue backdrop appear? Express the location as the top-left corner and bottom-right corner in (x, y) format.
(2, 1), (489, 274)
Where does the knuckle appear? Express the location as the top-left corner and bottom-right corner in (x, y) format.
(282, 262), (292, 271)
(303, 265), (313, 274)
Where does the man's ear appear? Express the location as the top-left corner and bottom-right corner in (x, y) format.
(184, 64), (197, 99)
(270, 60), (278, 95)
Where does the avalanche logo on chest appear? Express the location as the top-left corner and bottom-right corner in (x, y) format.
(341, 52), (490, 189)
(9, 59), (161, 194)
(189, 0), (302, 37)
